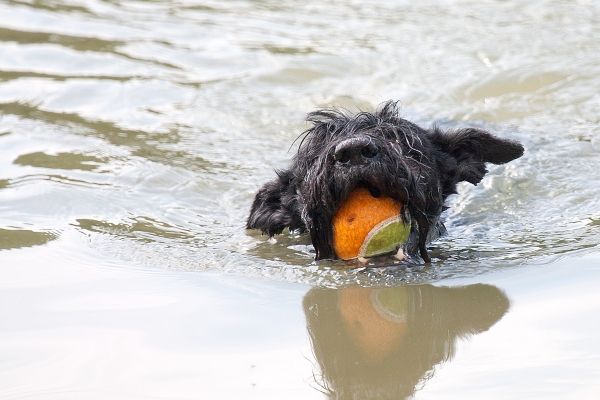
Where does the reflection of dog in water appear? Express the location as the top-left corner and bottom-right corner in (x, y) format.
(248, 101), (523, 261)
(303, 284), (509, 399)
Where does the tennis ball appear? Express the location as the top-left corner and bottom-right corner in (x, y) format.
(332, 187), (410, 260)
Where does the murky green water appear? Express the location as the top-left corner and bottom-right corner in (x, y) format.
(1, 1), (599, 398)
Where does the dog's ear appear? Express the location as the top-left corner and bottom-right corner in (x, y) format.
(246, 170), (304, 236)
(430, 127), (524, 186)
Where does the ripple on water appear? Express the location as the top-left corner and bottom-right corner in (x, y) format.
(13, 151), (107, 171)
(0, 228), (58, 250)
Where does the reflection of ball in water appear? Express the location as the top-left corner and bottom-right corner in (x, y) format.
(338, 287), (408, 363)
(332, 188), (411, 260)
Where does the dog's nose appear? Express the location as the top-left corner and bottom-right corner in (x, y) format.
(333, 137), (378, 165)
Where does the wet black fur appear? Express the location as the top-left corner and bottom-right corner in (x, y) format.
(247, 101), (524, 262)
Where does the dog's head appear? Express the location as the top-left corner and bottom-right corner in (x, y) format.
(247, 101), (524, 261)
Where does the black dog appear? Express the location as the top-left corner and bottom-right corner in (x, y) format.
(247, 101), (524, 262)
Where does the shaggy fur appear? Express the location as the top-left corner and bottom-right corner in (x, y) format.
(247, 101), (524, 262)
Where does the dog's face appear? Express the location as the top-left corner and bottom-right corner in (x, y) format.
(247, 101), (524, 261)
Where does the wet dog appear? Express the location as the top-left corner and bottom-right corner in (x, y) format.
(247, 101), (524, 262)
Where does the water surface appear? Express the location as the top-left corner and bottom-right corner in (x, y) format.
(1, 0), (599, 398)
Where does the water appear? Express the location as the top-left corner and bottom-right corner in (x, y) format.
(1, 0), (599, 398)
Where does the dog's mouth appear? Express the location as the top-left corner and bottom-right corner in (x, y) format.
(336, 180), (409, 217)
(359, 180), (382, 198)
(344, 179), (411, 219)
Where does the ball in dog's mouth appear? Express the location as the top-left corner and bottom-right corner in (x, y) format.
(332, 186), (411, 261)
